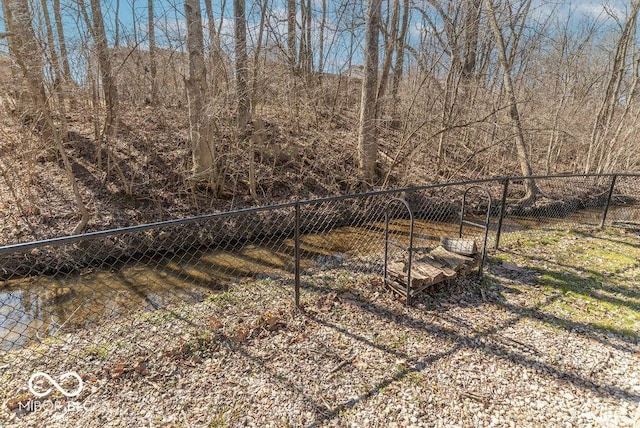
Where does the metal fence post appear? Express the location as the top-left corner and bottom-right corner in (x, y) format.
(494, 177), (510, 250)
(600, 174), (618, 229)
(294, 202), (301, 308)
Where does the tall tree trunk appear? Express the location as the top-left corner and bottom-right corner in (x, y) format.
(484, 0), (538, 203)
(234, 0), (250, 132)
(131, 0), (138, 45)
(391, 0), (410, 109)
(2, 1), (22, 103)
(185, 0), (218, 191)
(585, 1), (640, 174)
(251, 0), (268, 113)
(305, 0), (312, 73)
(53, 0), (72, 85)
(298, 0), (312, 75)
(148, 0), (157, 105)
(5, 0), (52, 136)
(318, 0), (327, 74)
(462, 0), (482, 79)
(40, 0), (67, 137)
(287, 0), (296, 70)
(358, 0), (382, 184)
(205, 0), (225, 92)
(217, 0), (226, 48)
(299, 0), (307, 73)
(204, 0), (217, 53)
(90, 0), (118, 138)
(377, 0), (400, 111)
(114, 0), (120, 47)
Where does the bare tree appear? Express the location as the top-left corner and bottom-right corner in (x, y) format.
(148, 0), (157, 105)
(90, 0), (119, 138)
(585, 1), (640, 174)
(462, 0), (482, 79)
(40, 0), (68, 136)
(484, 0), (538, 202)
(53, 0), (72, 86)
(358, 0), (382, 183)
(299, 0), (313, 74)
(4, 0), (52, 135)
(287, 0), (296, 69)
(115, 0), (121, 47)
(234, 0), (250, 132)
(377, 0), (400, 108)
(204, 0), (219, 53)
(131, 0), (138, 45)
(185, 0), (219, 192)
(391, 0), (410, 108)
(251, 0), (269, 113)
(318, 0), (327, 74)
(4, 0), (89, 233)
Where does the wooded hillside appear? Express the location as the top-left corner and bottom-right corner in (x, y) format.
(0, 0), (639, 243)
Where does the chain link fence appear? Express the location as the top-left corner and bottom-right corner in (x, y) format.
(0, 173), (638, 416)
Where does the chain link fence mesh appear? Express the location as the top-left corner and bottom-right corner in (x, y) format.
(0, 173), (637, 415)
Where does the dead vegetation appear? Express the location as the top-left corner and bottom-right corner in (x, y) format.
(1, 0), (640, 243)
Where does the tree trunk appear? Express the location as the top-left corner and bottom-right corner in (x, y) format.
(185, 0), (217, 191)
(90, 0), (118, 138)
(131, 0), (138, 46)
(287, 0), (296, 70)
(5, 0), (51, 136)
(318, 0), (327, 74)
(40, 0), (67, 138)
(53, 0), (72, 86)
(462, 0), (482, 79)
(391, 0), (410, 109)
(2, 1), (23, 106)
(204, 0), (218, 53)
(234, 0), (250, 133)
(114, 0), (120, 48)
(6, 0), (89, 233)
(305, 0), (312, 73)
(299, 0), (308, 73)
(251, 0), (268, 113)
(585, 1), (640, 174)
(377, 0), (400, 109)
(484, 0), (538, 203)
(358, 0), (382, 184)
(148, 0), (157, 105)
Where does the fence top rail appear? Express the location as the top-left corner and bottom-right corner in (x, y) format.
(1, 172), (637, 254)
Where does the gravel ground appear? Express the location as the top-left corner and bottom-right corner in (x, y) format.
(1, 260), (638, 427)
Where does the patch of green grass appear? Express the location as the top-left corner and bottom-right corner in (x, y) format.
(492, 227), (640, 338)
(186, 330), (220, 359)
(375, 331), (410, 352)
(488, 253), (510, 263)
(405, 370), (424, 386)
(84, 342), (113, 359)
(209, 414), (227, 428)
(207, 290), (238, 307)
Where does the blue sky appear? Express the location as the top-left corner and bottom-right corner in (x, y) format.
(0, 0), (633, 75)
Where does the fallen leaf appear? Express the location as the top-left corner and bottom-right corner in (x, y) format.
(209, 316), (223, 330)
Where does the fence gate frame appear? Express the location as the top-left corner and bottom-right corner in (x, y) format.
(459, 185), (492, 277)
(383, 197), (415, 306)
